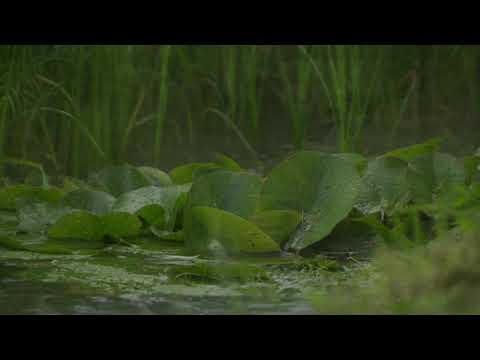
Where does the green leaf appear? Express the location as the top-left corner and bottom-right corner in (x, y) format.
(355, 156), (410, 216)
(17, 202), (74, 233)
(136, 205), (166, 227)
(353, 216), (413, 250)
(0, 185), (64, 210)
(48, 211), (102, 241)
(251, 210), (302, 246)
(384, 138), (443, 162)
(88, 164), (152, 197)
(258, 152), (361, 251)
(0, 233), (103, 254)
(137, 167), (173, 187)
(187, 170), (263, 219)
(48, 211), (142, 242)
(213, 153), (243, 171)
(186, 206), (280, 255)
(408, 153), (465, 204)
(100, 213), (142, 239)
(150, 228), (185, 243)
(60, 189), (116, 215)
(169, 163), (220, 185)
(112, 185), (190, 231)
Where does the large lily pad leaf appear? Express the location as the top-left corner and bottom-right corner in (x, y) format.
(48, 211), (142, 242)
(137, 167), (173, 187)
(408, 153), (466, 204)
(100, 213), (143, 239)
(0, 185), (64, 210)
(60, 189), (116, 215)
(258, 152), (361, 251)
(136, 205), (166, 228)
(187, 170), (263, 220)
(169, 163), (220, 185)
(88, 164), (152, 197)
(251, 210), (302, 247)
(48, 212), (102, 241)
(0, 233), (103, 254)
(355, 156), (410, 216)
(384, 138), (443, 162)
(186, 206), (280, 255)
(17, 202), (74, 233)
(112, 185), (190, 231)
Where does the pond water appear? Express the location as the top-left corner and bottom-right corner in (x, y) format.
(0, 245), (365, 315)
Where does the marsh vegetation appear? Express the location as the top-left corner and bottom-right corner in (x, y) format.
(0, 45), (479, 314)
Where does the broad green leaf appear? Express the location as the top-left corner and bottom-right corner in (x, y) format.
(150, 228), (185, 243)
(60, 189), (116, 215)
(0, 233), (103, 254)
(88, 164), (151, 197)
(100, 213), (142, 239)
(251, 210), (302, 246)
(408, 153), (465, 204)
(353, 216), (413, 250)
(17, 202), (74, 233)
(258, 152), (361, 251)
(355, 156), (410, 216)
(136, 205), (166, 227)
(213, 153), (243, 171)
(169, 163), (220, 185)
(332, 153), (368, 174)
(186, 206), (280, 255)
(48, 211), (141, 242)
(384, 138), (443, 162)
(137, 167), (173, 187)
(48, 212), (101, 241)
(113, 185), (190, 231)
(0, 185), (64, 210)
(187, 170), (263, 219)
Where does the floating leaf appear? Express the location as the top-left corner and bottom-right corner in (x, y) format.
(88, 164), (151, 197)
(186, 206), (280, 255)
(384, 138), (443, 162)
(355, 156), (410, 216)
(259, 152), (361, 251)
(60, 189), (116, 215)
(0, 233), (103, 254)
(0, 185), (64, 210)
(169, 163), (220, 185)
(408, 153), (465, 204)
(353, 216), (413, 250)
(213, 153), (243, 171)
(137, 167), (173, 187)
(136, 205), (166, 227)
(187, 170), (262, 219)
(48, 211), (102, 241)
(251, 210), (302, 246)
(17, 202), (74, 233)
(48, 211), (142, 242)
(100, 213), (143, 239)
(151, 228), (185, 243)
(113, 186), (190, 231)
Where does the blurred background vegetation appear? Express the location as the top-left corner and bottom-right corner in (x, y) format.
(1, 45), (478, 178)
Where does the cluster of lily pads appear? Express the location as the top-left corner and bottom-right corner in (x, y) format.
(0, 139), (479, 257)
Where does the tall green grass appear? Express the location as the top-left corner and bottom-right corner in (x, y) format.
(0, 45), (478, 178)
